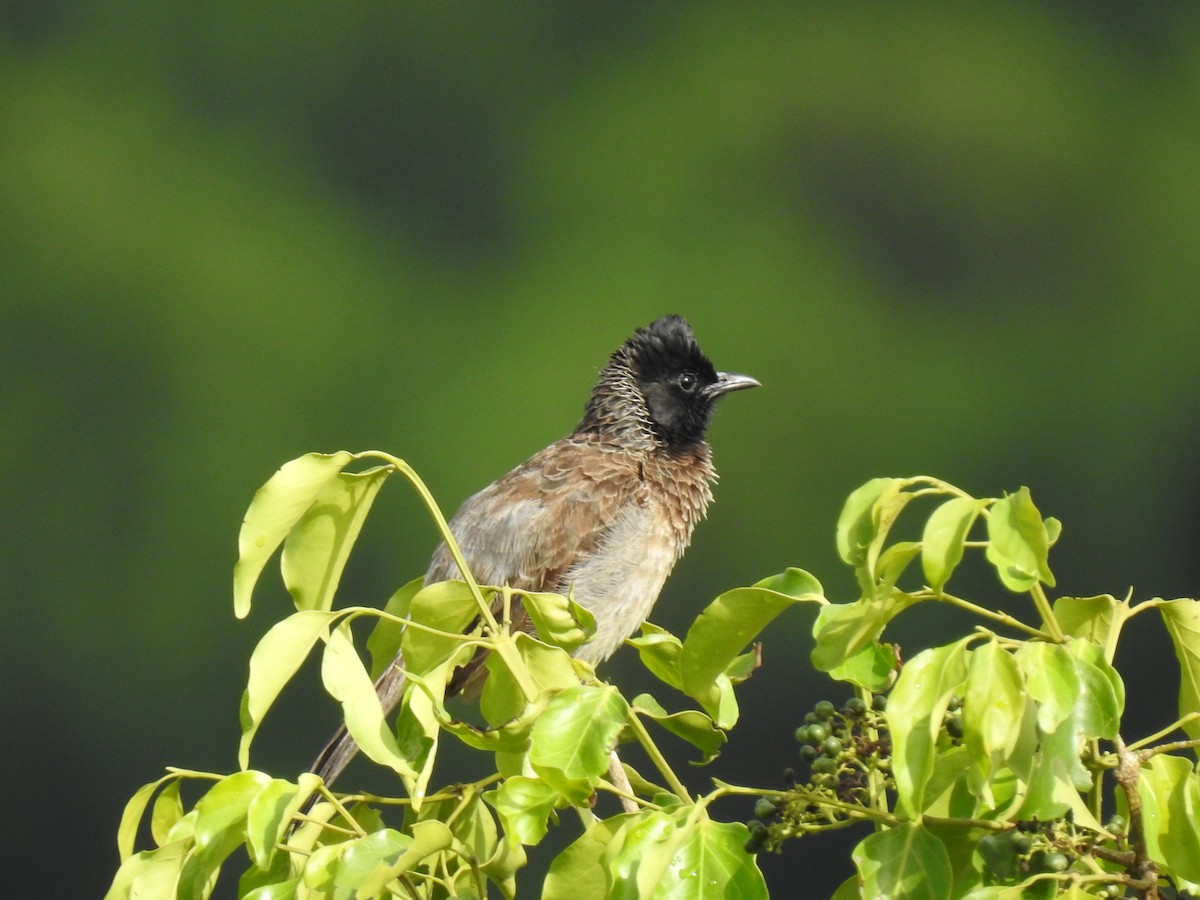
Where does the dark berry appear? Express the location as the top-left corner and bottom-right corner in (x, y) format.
(872, 694), (888, 712)
(800, 744), (818, 763)
(944, 715), (964, 739)
(845, 697), (867, 716)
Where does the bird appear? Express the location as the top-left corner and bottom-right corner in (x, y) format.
(309, 314), (759, 790)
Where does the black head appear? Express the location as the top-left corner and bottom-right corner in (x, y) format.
(579, 315), (759, 450)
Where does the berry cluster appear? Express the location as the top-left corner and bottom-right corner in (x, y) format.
(745, 693), (891, 854)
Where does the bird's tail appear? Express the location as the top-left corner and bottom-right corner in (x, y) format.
(304, 657), (409, 806)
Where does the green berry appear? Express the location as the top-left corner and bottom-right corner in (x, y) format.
(803, 711), (819, 725)
(794, 725), (810, 743)
(845, 697), (867, 716)
(1041, 851), (1069, 873)
(753, 798), (777, 821)
(814, 700), (837, 719)
(800, 744), (818, 763)
(872, 694), (888, 712)
(811, 756), (837, 775)
(1105, 814), (1126, 834)
(806, 723), (829, 744)
(1011, 835), (1032, 855)
(821, 736), (843, 757)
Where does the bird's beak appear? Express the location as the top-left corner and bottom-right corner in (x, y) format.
(710, 372), (761, 397)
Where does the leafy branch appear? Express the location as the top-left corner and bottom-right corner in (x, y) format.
(106, 459), (1200, 899)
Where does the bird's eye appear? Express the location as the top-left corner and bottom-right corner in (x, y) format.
(678, 372), (697, 392)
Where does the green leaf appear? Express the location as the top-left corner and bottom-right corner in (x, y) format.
(1065, 639), (1123, 739)
(321, 621), (419, 780)
(985, 487), (1056, 592)
(150, 779), (184, 847)
(1159, 598), (1200, 742)
(234, 451), (355, 618)
(1138, 753), (1200, 884)
(1015, 641), (1079, 733)
(239, 609), (337, 768)
(302, 842), (347, 892)
(402, 579), (483, 676)
(811, 592), (918, 673)
(632, 693), (727, 764)
(489, 776), (562, 845)
(652, 817), (768, 899)
(398, 651), (480, 805)
(887, 639), (971, 817)
(920, 746), (977, 819)
(680, 569), (822, 720)
(350, 821), (454, 898)
(1013, 687), (1101, 827)
(281, 466), (390, 612)
(852, 822), (953, 900)
(963, 641), (1025, 805)
(826, 640), (900, 692)
(415, 790), (499, 872)
(544, 814), (634, 900)
(240, 877), (299, 900)
(1054, 594), (1122, 646)
(875, 540), (923, 595)
(521, 589), (596, 653)
(328, 828), (411, 894)
(116, 773), (179, 860)
(529, 684), (629, 803)
(365, 577), (422, 679)
(245, 774), (320, 871)
(179, 770), (273, 899)
(837, 477), (903, 566)
(922, 497), (987, 592)
(603, 807), (768, 900)
(629, 623), (684, 691)
(104, 840), (192, 900)
(480, 632), (578, 727)
(830, 875), (862, 900)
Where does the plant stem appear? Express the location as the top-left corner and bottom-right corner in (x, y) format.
(1030, 582), (1065, 642)
(626, 711), (691, 804)
(926, 591), (1048, 638)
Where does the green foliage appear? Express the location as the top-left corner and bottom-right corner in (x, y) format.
(108, 460), (1200, 898)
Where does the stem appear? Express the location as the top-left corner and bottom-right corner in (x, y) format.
(1113, 735), (1160, 897)
(857, 687), (889, 820)
(365, 452), (498, 634)
(1126, 712), (1200, 752)
(627, 711), (691, 804)
(1088, 740), (1104, 822)
(925, 591), (1049, 638)
(366, 452), (541, 701)
(1030, 582), (1065, 642)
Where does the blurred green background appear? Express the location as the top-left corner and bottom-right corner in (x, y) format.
(3, 2), (1199, 896)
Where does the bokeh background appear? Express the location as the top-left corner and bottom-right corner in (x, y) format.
(3, 2), (1199, 896)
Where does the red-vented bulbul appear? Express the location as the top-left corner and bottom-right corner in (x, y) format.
(310, 314), (758, 788)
